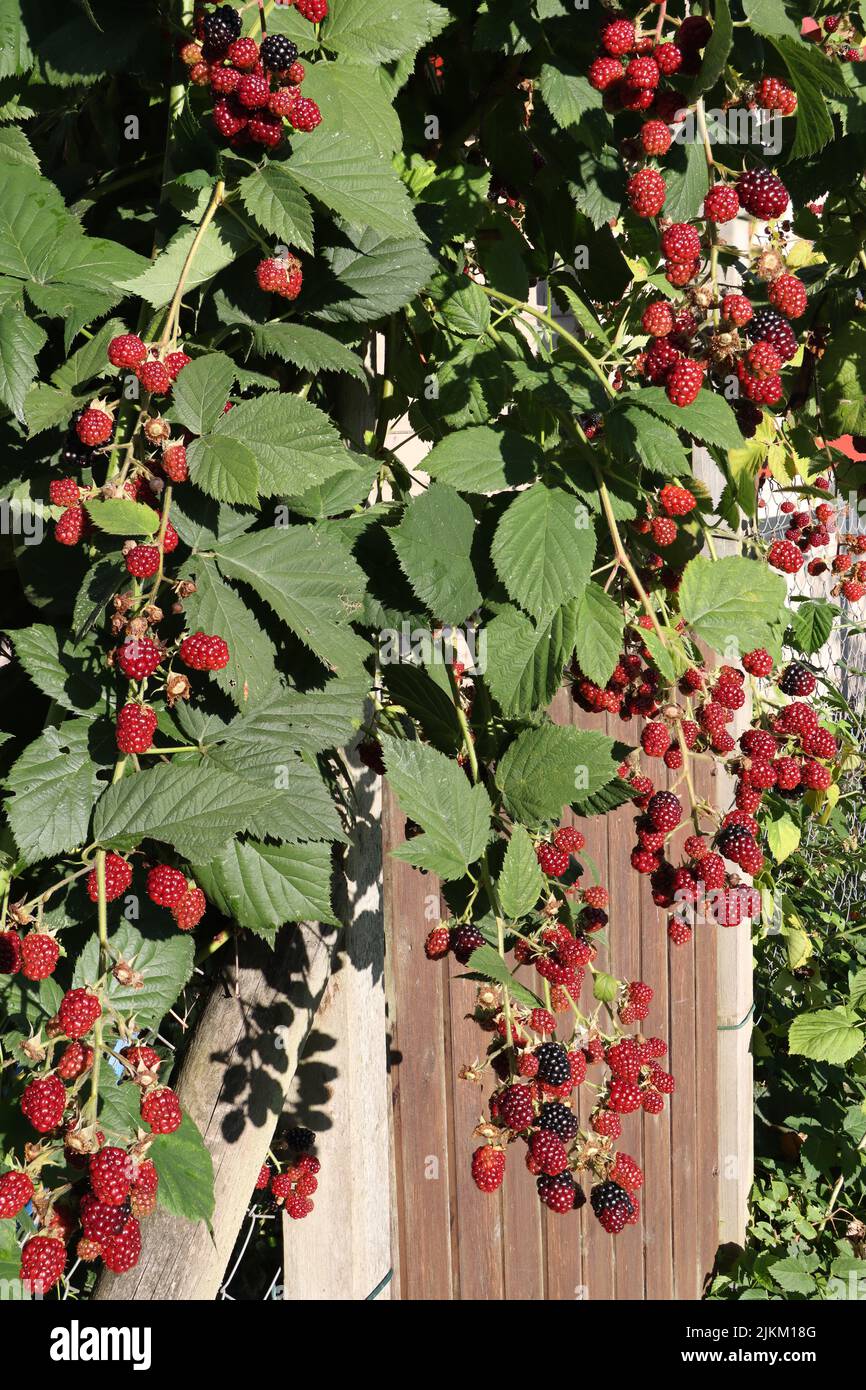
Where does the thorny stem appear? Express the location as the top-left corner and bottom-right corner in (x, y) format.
(158, 180), (226, 350)
(87, 850), (109, 1123)
(591, 462), (669, 649)
(144, 484), (174, 607)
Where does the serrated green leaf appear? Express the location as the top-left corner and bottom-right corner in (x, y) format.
(497, 825), (543, 919)
(573, 584), (625, 687)
(187, 434), (258, 506)
(301, 61), (402, 155)
(182, 561), (277, 708)
(7, 623), (102, 714)
(321, 0), (448, 66)
(6, 719), (102, 864)
(497, 724), (620, 827)
(74, 922), (194, 1026)
(0, 306), (45, 421)
(465, 942), (542, 1010)
(84, 498), (159, 537)
(492, 484), (596, 622)
(791, 599), (837, 655)
(767, 813), (801, 863)
(212, 392), (352, 496)
(251, 321), (366, 380)
(422, 426), (539, 493)
(288, 130), (421, 239)
(150, 1113), (215, 1226)
(484, 602), (575, 717)
(317, 222), (435, 324)
(391, 483), (481, 624)
(170, 352), (236, 436)
(689, 0), (733, 99)
(238, 164), (315, 255)
(117, 210), (250, 309)
(662, 139), (710, 222)
(381, 733), (492, 880)
(627, 385), (744, 451)
(768, 36), (846, 160)
(92, 764), (283, 861)
(680, 555), (787, 656)
(192, 838), (337, 936)
(605, 401), (690, 477)
(789, 1009), (864, 1065)
(539, 63), (602, 127)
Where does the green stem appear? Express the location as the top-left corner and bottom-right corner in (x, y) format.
(475, 283), (615, 398)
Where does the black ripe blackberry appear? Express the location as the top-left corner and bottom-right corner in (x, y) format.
(203, 5), (242, 56)
(538, 1101), (578, 1141)
(590, 1179), (634, 1233)
(779, 662), (816, 697)
(260, 33), (298, 71)
(285, 1125), (315, 1153)
(747, 308), (797, 363)
(536, 1042), (570, 1087)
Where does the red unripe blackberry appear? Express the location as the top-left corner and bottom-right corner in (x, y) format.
(89, 1146), (134, 1206)
(0, 1168), (34, 1218)
(651, 516), (677, 546)
(137, 359), (172, 395)
(76, 407), (113, 446)
(774, 756), (802, 790)
(102, 1217), (142, 1274)
(21, 1074), (66, 1132)
(553, 824), (585, 853)
(537, 1171), (579, 1213)
(536, 842), (570, 876)
(620, 83), (655, 112)
(801, 760), (832, 791)
(606, 1038), (641, 1081)
(141, 1086), (182, 1134)
(703, 183), (739, 222)
(588, 56), (623, 90)
(471, 1145), (505, 1193)
(57, 1040), (93, 1079)
(768, 538), (804, 573)
(755, 76), (797, 116)
(213, 95), (248, 137)
(610, 1151), (644, 1192)
(210, 62), (243, 94)
(116, 702), (158, 755)
(591, 1108), (622, 1138)
(269, 85), (300, 115)
(164, 350), (191, 380)
(108, 333), (147, 369)
(641, 301), (674, 336)
(660, 222), (701, 262)
(737, 168), (789, 219)
(640, 721), (671, 757)
(424, 925), (451, 959)
(665, 258), (699, 287)
(256, 253), (303, 299)
(20, 1235), (66, 1293)
(768, 273), (807, 318)
(296, 0), (328, 18)
(647, 789), (682, 831)
(451, 923), (484, 963)
(288, 60), (305, 83)
(742, 647), (773, 677)
(659, 484), (696, 518)
(49, 477), (80, 508)
(173, 886), (207, 931)
(227, 37), (260, 69)
(529, 1007), (556, 1035)
(608, 1078), (641, 1114)
(117, 636), (163, 680)
(722, 293), (753, 326)
(747, 757), (777, 789)
(747, 341), (783, 379)
(654, 42), (683, 74)
(255, 1162), (272, 1192)
(59, 987), (101, 1039)
(530, 1129), (569, 1175)
(644, 335), (682, 382)
(237, 72), (270, 109)
(802, 727), (837, 758)
(625, 55), (659, 89)
(162, 442), (188, 482)
(288, 96), (322, 131)
(640, 119), (671, 154)
(125, 544), (161, 579)
(20, 932), (60, 981)
(842, 579), (866, 601)
(627, 167), (666, 217)
(250, 110), (285, 145)
(717, 824), (758, 868)
(179, 630), (230, 671)
(601, 18), (635, 55)
(666, 358), (704, 406)
(679, 15), (713, 47)
(86, 852), (133, 902)
(499, 1084), (535, 1131)
(130, 1159), (159, 1218)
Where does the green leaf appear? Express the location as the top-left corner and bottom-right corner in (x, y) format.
(170, 352), (236, 436)
(317, 223), (435, 324)
(192, 839), (337, 936)
(288, 131), (422, 239)
(187, 434), (259, 507)
(251, 321), (366, 380)
(321, 0), (449, 65)
(212, 392), (352, 496)
(497, 825), (543, 919)
(381, 734), (492, 880)
(492, 484), (596, 622)
(849, 968), (866, 1013)
(465, 942), (542, 1010)
(662, 139), (711, 223)
(768, 36), (846, 160)
(238, 164), (315, 254)
(117, 211), (250, 309)
(606, 401), (690, 477)
(689, 0), (733, 98)
(182, 561), (278, 708)
(73, 922), (194, 1026)
(301, 61), (402, 156)
(483, 602), (575, 717)
(84, 497), (159, 537)
(768, 1256), (817, 1296)
(6, 720), (101, 864)
(742, 0), (801, 39)
(573, 584), (625, 687)
(593, 971), (619, 1003)
(7, 623), (102, 714)
(818, 318), (866, 436)
(767, 813), (801, 863)
(391, 483), (481, 624)
(789, 1009), (864, 1065)
(539, 63), (602, 127)
(0, 306), (45, 421)
(791, 599), (837, 655)
(680, 555), (787, 656)
(213, 525), (369, 674)
(219, 674), (368, 760)
(92, 764), (283, 861)
(437, 276), (491, 335)
(150, 1113), (215, 1226)
(422, 426), (539, 493)
(627, 386), (744, 451)
(497, 724), (620, 827)
(73, 557), (125, 641)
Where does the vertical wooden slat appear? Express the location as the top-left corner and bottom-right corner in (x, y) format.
(383, 785), (455, 1299)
